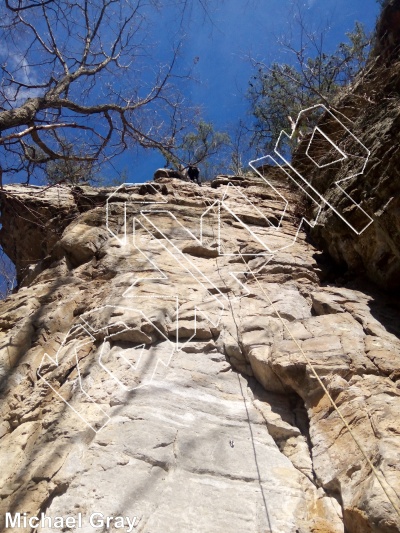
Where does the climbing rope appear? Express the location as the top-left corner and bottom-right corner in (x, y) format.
(240, 251), (400, 519)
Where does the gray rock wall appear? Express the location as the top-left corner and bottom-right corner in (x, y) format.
(0, 177), (399, 532)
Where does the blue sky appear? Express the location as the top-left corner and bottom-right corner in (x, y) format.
(0, 0), (381, 185)
(0, 0), (382, 294)
(120, 0), (381, 183)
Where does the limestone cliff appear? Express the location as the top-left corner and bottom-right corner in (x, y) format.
(0, 174), (399, 533)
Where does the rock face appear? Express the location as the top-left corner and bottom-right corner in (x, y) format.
(153, 168), (188, 182)
(373, 0), (400, 62)
(286, 1), (400, 291)
(0, 175), (399, 533)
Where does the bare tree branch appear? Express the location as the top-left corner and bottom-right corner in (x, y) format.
(0, 0), (221, 184)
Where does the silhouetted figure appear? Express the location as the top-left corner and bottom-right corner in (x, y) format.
(187, 165), (201, 186)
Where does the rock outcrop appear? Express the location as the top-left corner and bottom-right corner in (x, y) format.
(0, 174), (399, 533)
(373, 0), (400, 62)
(153, 168), (188, 182)
(287, 1), (400, 291)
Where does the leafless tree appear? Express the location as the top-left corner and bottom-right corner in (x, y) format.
(227, 120), (252, 175)
(0, 0), (215, 185)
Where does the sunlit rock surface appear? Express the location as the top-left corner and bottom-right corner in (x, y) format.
(0, 174), (399, 533)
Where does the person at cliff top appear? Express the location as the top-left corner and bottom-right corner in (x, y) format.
(187, 165), (201, 186)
